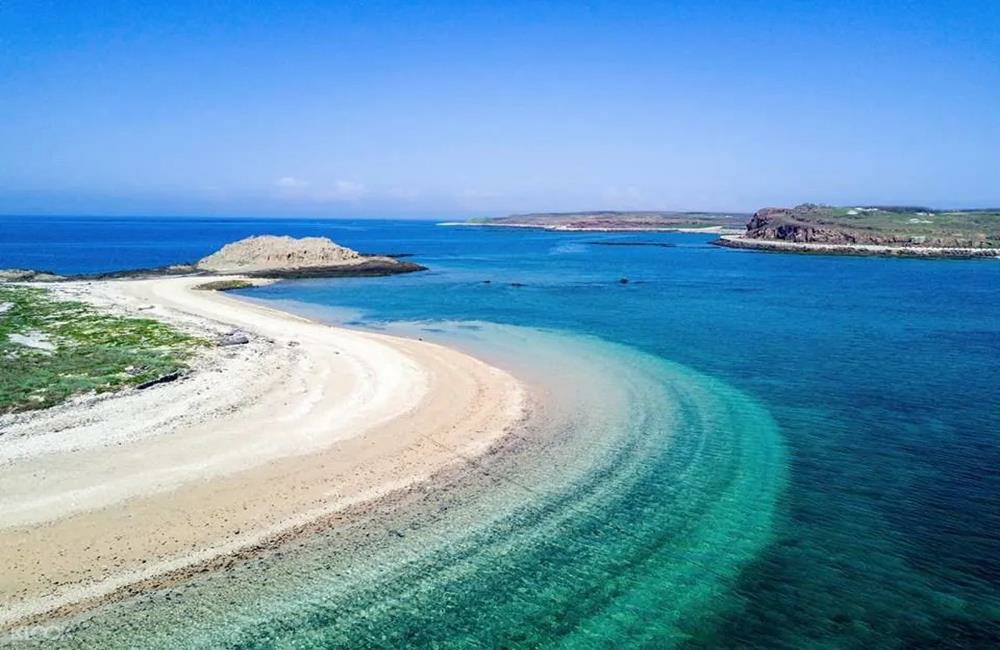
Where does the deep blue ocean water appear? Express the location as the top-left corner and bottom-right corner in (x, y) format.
(2, 215), (999, 647)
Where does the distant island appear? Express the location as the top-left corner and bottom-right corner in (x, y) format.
(715, 204), (1000, 258)
(453, 206), (1000, 259)
(0, 235), (426, 282)
(450, 211), (748, 233)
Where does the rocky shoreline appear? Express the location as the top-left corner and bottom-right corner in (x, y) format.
(713, 234), (1000, 258)
(449, 221), (742, 234)
(716, 204), (1000, 258)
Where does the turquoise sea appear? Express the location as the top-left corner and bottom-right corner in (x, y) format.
(2, 216), (999, 647)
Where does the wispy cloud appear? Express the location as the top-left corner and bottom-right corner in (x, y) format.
(275, 176), (309, 190)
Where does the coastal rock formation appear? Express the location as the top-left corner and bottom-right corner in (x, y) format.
(197, 235), (361, 272)
(0, 269), (65, 282)
(196, 235), (425, 277)
(743, 204), (999, 248)
(744, 205), (899, 245)
(712, 203), (1000, 258)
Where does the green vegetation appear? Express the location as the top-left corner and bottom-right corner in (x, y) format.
(749, 204), (1000, 247)
(193, 279), (254, 291)
(811, 206), (1000, 243)
(0, 285), (204, 413)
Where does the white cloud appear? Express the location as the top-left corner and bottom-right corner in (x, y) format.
(275, 176), (309, 190)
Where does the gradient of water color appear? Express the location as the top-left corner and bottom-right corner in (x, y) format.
(2, 216), (999, 647)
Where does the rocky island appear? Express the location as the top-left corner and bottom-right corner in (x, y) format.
(0, 234), (426, 282)
(715, 204), (1000, 258)
(453, 211), (747, 233)
(193, 235), (424, 277)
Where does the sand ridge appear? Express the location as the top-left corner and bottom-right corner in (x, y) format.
(0, 276), (526, 629)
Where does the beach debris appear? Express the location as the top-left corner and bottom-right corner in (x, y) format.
(218, 330), (251, 346)
(136, 371), (182, 390)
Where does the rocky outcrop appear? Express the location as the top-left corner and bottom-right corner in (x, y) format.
(716, 203), (1000, 258)
(744, 205), (890, 244)
(2, 236), (426, 284)
(0, 269), (65, 282)
(714, 235), (1000, 258)
(196, 235), (424, 277)
(197, 236), (362, 272)
(743, 204), (996, 248)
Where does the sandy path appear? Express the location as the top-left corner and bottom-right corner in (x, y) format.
(0, 277), (526, 628)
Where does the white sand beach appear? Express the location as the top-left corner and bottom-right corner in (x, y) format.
(0, 277), (526, 628)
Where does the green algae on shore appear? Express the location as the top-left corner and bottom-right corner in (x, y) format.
(0, 285), (204, 413)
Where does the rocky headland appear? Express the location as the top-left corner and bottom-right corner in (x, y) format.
(714, 204), (1000, 258)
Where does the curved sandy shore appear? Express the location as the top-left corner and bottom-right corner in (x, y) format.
(0, 277), (526, 629)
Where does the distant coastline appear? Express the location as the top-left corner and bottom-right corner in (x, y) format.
(441, 220), (742, 234)
(713, 204), (1000, 259)
(442, 210), (747, 234)
(453, 205), (1000, 259)
(713, 234), (1000, 258)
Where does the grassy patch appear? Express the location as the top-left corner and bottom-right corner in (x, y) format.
(0, 285), (205, 413)
(765, 205), (1000, 247)
(193, 279), (254, 291)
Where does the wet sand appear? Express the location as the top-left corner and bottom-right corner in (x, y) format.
(0, 277), (526, 629)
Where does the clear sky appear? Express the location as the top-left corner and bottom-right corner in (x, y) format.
(1, 0), (998, 217)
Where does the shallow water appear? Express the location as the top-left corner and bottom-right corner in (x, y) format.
(50, 327), (784, 649)
(3, 216), (999, 647)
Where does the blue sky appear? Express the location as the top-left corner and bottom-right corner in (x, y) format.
(1, 0), (998, 217)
